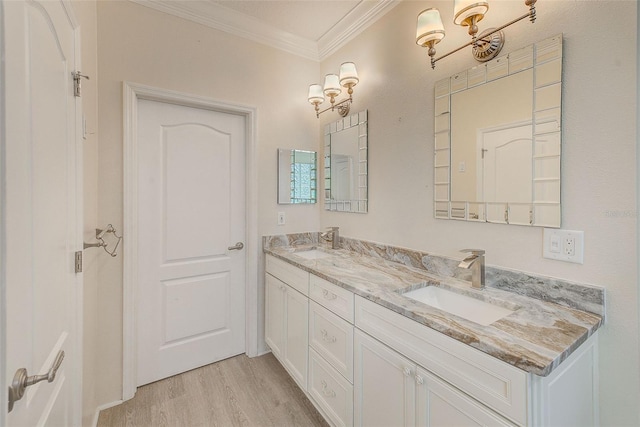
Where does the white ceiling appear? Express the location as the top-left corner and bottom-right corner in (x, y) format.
(130, 0), (400, 61)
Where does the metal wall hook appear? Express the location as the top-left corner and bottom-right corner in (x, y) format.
(83, 224), (122, 257)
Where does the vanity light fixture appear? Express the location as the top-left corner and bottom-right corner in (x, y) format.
(416, 0), (537, 69)
(308, 62), (359, 118)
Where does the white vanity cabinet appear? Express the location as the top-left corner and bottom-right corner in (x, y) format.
(353, 329), (513, 427)
(355, 296), (599, 427)
(264, 254), (599, 427)
(265, 256), (309, 391)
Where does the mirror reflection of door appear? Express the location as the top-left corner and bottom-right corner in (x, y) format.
(332, 154), (354, 200)
(480, 122), (533, 203)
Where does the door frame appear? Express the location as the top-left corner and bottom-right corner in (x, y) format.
(122, 82), (258, 400)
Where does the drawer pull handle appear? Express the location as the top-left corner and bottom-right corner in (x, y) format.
(403, 367), (412, 377)
(320, 329), (337, 343)
(415, 375), (424, 385)
(322, 289), (337, 300)
(321, 380), (336, 398)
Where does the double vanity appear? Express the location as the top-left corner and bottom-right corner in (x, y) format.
(263, 232), (603, 427)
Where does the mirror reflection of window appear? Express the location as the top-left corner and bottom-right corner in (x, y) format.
(277, 149), (317, 204)
(290, 150), (316, 203)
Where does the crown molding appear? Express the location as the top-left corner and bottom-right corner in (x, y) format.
(129, 0), (400, 62)
(318, 0), (401, 61)
(129, 0), (320, 61)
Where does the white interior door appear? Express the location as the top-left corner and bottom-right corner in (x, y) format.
(2, 0), (82, 425)
(136, 99), (246, 386)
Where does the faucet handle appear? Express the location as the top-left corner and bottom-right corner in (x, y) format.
(460, 249), (485, 256)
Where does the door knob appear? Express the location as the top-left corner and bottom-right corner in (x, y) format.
(228, 242), (244, 251)
(8, 350), (64, 412)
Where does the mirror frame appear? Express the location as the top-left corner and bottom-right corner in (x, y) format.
(324, 110), (368, 213)
(434, 34), (563, 227)
(277, 148), (317, 204)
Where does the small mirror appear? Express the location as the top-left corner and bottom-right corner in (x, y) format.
(278, 149), (317, 204)
(434, 35), (562, 227)
(324, 110), (368, 213)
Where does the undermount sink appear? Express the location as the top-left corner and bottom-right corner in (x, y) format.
(402, 286), (514, 326)
(294, 249), (334, 260)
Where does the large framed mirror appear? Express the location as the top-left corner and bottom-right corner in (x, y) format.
(434, 34), (562, 227)
(278, 149), (317, 204)
(324, 110), (368, 213)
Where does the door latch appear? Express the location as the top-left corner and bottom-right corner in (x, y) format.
(72, 71), (90, 97)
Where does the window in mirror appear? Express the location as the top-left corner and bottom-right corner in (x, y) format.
(278, 149), (317, 204)
(324, 110), (368, 213)
(434, 34), (562, 227)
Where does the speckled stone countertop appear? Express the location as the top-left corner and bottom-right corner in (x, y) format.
(263, 237), (603, 377)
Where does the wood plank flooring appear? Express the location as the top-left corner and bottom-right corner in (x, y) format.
(97, 353), (329, 427)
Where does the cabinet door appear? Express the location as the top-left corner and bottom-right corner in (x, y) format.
(265, 274), (285, 359)
(284, 285), (309, 390)
(354, 330), (416, 427)
(415, 367), (514, 427)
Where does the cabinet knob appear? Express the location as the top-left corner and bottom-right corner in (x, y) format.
(322, 289), (337, 300)
(321, 380), (336, 398)
(320, 329), (337, 343)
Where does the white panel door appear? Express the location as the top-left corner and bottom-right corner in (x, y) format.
(137, 99), (246, 386)
(3, 0), (82, 425)
(354, 330), (416, 427)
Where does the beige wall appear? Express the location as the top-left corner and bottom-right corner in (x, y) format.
(319, 1), (638, 425)
(96, 0), (320, 406)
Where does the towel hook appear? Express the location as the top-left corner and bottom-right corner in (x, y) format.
(83, 224), (122, 257)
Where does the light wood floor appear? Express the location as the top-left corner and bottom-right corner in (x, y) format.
(97, 353), (329, 427)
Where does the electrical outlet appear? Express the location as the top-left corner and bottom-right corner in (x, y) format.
(564, 236), (575, 256)
(277, 211), (285, 225)
(543, 229), (584, 264)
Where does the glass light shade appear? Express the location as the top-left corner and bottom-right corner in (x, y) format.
(339, 62), (359, 87)
(416, 8), (445, 46)
(308, 84), (324, 104)
(323, 74), (342, 97)
(454, 0), (489, 26)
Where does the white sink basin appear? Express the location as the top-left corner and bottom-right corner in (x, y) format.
(402, 286), (514, 326)
(294, 249), (334, 260)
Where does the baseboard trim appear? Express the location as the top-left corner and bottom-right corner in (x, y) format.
(92, 399), (124, 427)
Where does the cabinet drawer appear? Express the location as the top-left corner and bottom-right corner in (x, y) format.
(266, 255), (309, 296)
(309, 275), (354, 322)
(355, 296), (528, 426)
(309, 301), (354, 382)
(309, 348), (354, 427)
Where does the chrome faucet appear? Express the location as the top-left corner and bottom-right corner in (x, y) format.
(320, 226), (340, 249)
(458, 249), (485, 289)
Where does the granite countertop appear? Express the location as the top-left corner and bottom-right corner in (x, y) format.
(264, 244), (603, 377)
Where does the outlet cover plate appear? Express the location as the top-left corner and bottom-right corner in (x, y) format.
(543, 228), (584, 264)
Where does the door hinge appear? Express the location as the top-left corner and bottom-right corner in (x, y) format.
(72, 71), (90, 97)
(75, 251), (83, 273)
